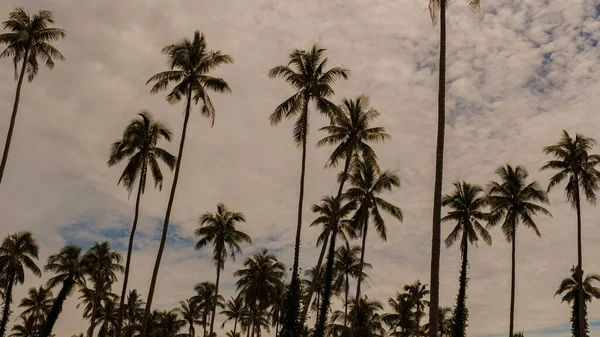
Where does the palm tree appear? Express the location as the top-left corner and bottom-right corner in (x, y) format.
(329, 296), (384, 337)
(42, 245), (85, 337)
(487, 165), (551, 337)
(442, 182), (491, 337)
(9, 315), (37, 337)
(513, 333), (524, 337)
(555, 266), (600, 337)
(0, 7), (66, 184)
(152, 310), (187, 337)
(541, 130), (600, 337)
(177, 299), (202, 337)
(195, 203), (251, 336)
(268, 44), (348, 337)
(97, 296), (120, 337)
(404, 280), (429, 336)
(108, 111), (176, 337)
(142, 31), (232, 337)
(426, 0), (481, 334)
(77, 282), (117, 334)
(0, 231), (41, 337)
(123, 290), (145, 337)
(220, 296), (246, 337)
(81, 242), (124, 337)
(332, 244), (371, 328)
(191, 282), (223, 337)
(423, 307), (452, 337)
(301, 266), (327, 324)
(18, 285), (53, 325)
(382, 292), (414, 337)
(344, 159), (403, 334)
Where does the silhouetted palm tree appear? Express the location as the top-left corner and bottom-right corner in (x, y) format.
(77, 282), (116, 332)
(195, 203), (251, 336)
(426, 0), (481, 334)
(142, 31), (232, 337)
(96, 296), (120, 337)
(9, 315), (37, 337)
(333, 244), (371, 328)
(18, 285), (53, 326)
(108, 111), (176, 337)
(0, 231), (41, 337)
(329, 296), (384, 337)
(442, 182), (491, 337)
(541, 130), (600, 337)
(555, 266), (600, 337)
(382, 292), (414, 337)
(0, 7), (66, 184)
(191, 282), (223, 337)
(268, 44), (348, 337)
(177, 299), (202, 337)
(487, 165), (551, 337)
(42, 245), (85, 337)
(423, 306), (452, 337)
(123, 290), (145, 337)
(220, 296), (246, 337)
(404, 281), (429, 336)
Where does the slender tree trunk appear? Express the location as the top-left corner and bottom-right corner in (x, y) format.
(574, 175), (585, 337)
(203, 311), (208, 337)
(299, 230), (328, 324)
(209, 262), (221, 337)
(189, 323), (194, 337)
(452, 237), (468, 337)
(140, 86), (192, 337)
(42, 279), (75, 337)
(0, 273), (14, 337)
(88, 285), (102, 337)
(0, 48), (29, 186)
(428, 2), (447, 336)
(233, 318), (237, 337)
(116, 168), (146, 337)
(351, 220), (369, 336)
(509, 228), (516, 337)
(344, 273), (349, 328)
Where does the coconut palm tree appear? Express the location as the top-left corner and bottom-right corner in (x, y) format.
(81, 242), (124, 337)
(142, 31), (232, 337)
(220, 296), (246, 337)
(123, 290), (145, 337)
(329, 296), (384, 337)
(426, 0), (481, 334)
(442, 182), (491, 337)
(195, 203), (251, 336)
(152, 310), (186, 337)
(177, 299), (202, 337)
(18, 285), (53, 326)
(191, 282), (223, 337)
(301, 266), (327, 324)
(268, 44), (348, 337)
(9, 315), (37, 337)
(404, 280), (429, 336)
(108, 111), (176, 337)
(423, 307), (452, 337)
(0, 231), (41, 337)
(555, 266), (600, 337)
(96, 296), (120, 337)
(382, 292), (414, 337)
(487, 165), (551, 337)
(0, 7), (66, 184)
(77, 282), (117, 333)
(541, 130), (600, 337)
(41, 245), (85, 337)
(344, 159), (403, 334)
(332, 244), (371, 328)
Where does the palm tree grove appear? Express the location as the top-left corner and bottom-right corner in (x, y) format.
(1, 1), (599, 337)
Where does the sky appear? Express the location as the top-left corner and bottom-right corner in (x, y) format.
(1, 0), (600, 336)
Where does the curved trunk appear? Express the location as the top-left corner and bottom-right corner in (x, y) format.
(574, 174), (585, 337)
(0, 272), (15, 337)
(351, 220), (369, 337)
(452, 237), (468, 337)
(139, 86), (192, 337)
(509, 228), (516, 337)
(428, 2), (447, 336)
(0, 47), (29, 186)
(209, 261), (221, 337)
(42, 278), (75, 337)
(116, 166), (146, 337)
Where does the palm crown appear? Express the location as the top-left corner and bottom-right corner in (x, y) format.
(310, 196), (357, 247)
(234, 249), (286, 308)
(45, 245), (84, 290)
(18, 285), (53, 322)
(0, 231), (41, 284)
(82, 242), (124, 285)
(555, 266), (600, 303)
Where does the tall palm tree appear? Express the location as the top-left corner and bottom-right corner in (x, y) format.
(309, 96), (389, 331)
(108, 111), (176, 337)
(81, 242), (124, 337)
(123, 290), (145, 337)
(487, 165), (551, 337)
(329, 296), (384, 337)
(332, 244), (371, 328)
(0, 231), (41, 337)
(142, 31), (232, 337)
(344, 159), (403, 335)
(555, 266), (600, 337)
(41, 245), (85, 337)
(220, 296), (246, 337)
(404, 280), (429, 336)
(18, 285), (53, 326)
(195, 203), (251, 336)
(268, 44), (348, 337)
(0, 7), (66, 184)
(426, 0), (481, 334)
(177, 299), (201, 337)
(541, 130), (600, 337)
(442, 182), (491, 337)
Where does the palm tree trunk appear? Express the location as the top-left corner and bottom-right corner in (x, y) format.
(0, 272), (15, 337)
(41, 278), (75, 337)
(116, 167), (146, 337)
(299, 230), (328, 324)
(574, 175), (585, 337)
(428, 1), (446, 336)
(0, 48), (29, 186)
(209, 261), (222, 337)
(351, 220), (369, 336)
(189, 323), (194, 337)
(88, 287), (102, 337)
(233, 318), (238, 337)
(140, 85), (192, 337)
(203, 311), (208, 337)
(509, 228), (516, 337)
(452, 239), (468, 337)
(344, 273), (349, 328)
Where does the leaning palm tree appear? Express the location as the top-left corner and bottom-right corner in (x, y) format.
(487, 165), (551, 337)
(332, 244), (371, 328)
(344, 159), (403, 335)
(18, 285), (54, 325)
(555, 266), (600, 337)
(426, 0), (481, 334)
(268, 44), (349, 337)
(442, 182), (491, 337)
(220, 296), (246, 337)
(142, 31), (232, 337)
(191, 282), (223, 337)
(0, 231), (41, 337)
(195, 203), (251, 336)
(108, 111), (176, 337)
(0, 7), (66, 184)
(541, 130), (600, 337)
(41, 245), (85, 337)
(177, 299), (202, 337)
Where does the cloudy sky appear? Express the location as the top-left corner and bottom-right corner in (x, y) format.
(1, 0), (600, 336)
